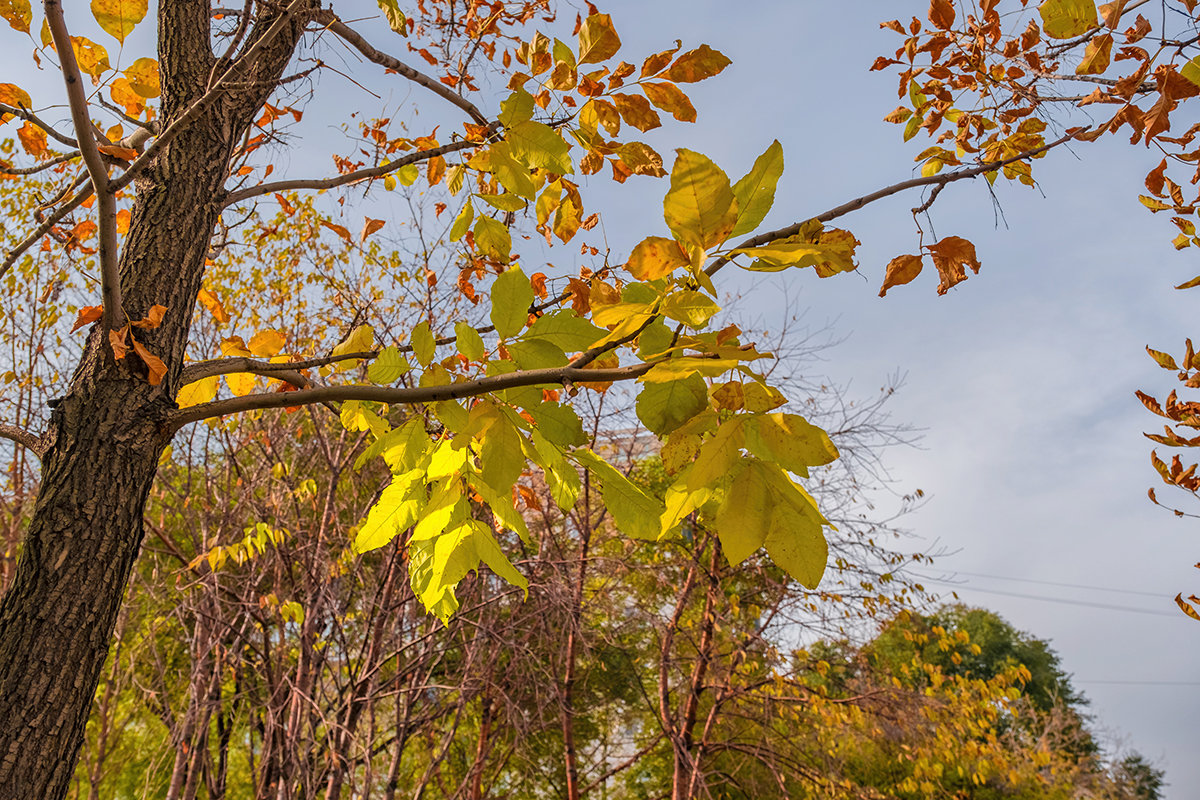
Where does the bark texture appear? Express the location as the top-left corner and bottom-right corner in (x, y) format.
(0, 3), (313, 797)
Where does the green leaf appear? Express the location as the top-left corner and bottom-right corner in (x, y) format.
(730, 140), (784, 237)
(353, 469), (425, 553)
(506, 121), (573, 175)
(522, 310), (606, 352)
(375, 0), (407, 34)
(356, 417), (429, 472)
(527, 401), (587, 447)
(473, 480), (532, 544)
(528, 431), (580, 510)
(663, 150), (738, 250)
(506, 338), (568, 370)
(411, 320), (435, 366)
(635, 373), (709, 436)
(714, 460), (828, 587)
(577, 13), (621, 64)
(499, 88), (534, 127)
(490, 267), (534, 339)
(660, 290), (721, 328)
(478, 412), (526, 494)
(743, 413), (839, 477)
(1184, 56), (1200, 89)
(470, 520), (528, 594)
(573, 449), (665, 540)
(489, 141), (536, 198)
(474, 215), (512, 261)
(455, 322), (486, 361)
(686, 418), (744, 492)
(341, 400), (388, 436)
(412, 481), (468, 542)
(449, 201), (474, 242)
(1038, 0), (1098, 39)
(368, 345), (410, 384)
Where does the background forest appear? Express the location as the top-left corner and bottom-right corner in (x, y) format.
(0, 0), (1192, 797)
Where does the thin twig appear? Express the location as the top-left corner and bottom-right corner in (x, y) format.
(0, 103), (78, 148)
(220, 133), (494, 207)
(316, 11), (490, 125)
(706, 128), (1087, 278)
(0, 183), (92, 282)
(0, 151), (80, 176)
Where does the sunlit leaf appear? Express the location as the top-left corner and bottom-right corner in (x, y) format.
(730, 140), (784, 237)
(663, 149), (738, 250)
(1038, 0), (1098, 39)
(91, 0), (147, 42)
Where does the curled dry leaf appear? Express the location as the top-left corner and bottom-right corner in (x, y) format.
(130, 304), (167, 329)
(926, 235), (981, 295)
(130, 338), (166, 385)
(878, 254), (924, 297)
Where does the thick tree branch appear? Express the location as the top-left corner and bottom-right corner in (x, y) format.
(110, 0), (306, 195)
(169, 361), (659, 428)
(0, 424), (45, 457)
(45, 0), (123, 328)
(220, 134), (494, 207)
(706, 128), (1087, 277)
(315, 11), (490, 125)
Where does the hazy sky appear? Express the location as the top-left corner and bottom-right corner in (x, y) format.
(4, 0), (1198, 794)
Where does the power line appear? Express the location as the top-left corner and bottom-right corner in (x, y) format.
(924, 570), (1163, 599)
(920, 580), (1181, 618)
(1074, 680), (1200, 686)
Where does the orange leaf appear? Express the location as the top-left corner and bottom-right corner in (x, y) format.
(1175, 593), (1200, 621)
(360, 217), (385, 242)
(928, 0), (955, 30)
(663, 45), (731, 83)
(115, 208), (131, 234)
(17, 121), (47, 159)
(611, 93), (661, 132)
(926, 235), (981, 295)
(641, 82), (696, 123)
(320, 220), (352, 243)
(197, 288), (230, 324)
(130, 304), (167, 329)
(70, 305), (104, 333)
(130, 338), (167, 385)
(109, 325), (129, 360)
(878, 254), (924, 297)
(275, 193), (295, 215)
(97, 144), (138, 162)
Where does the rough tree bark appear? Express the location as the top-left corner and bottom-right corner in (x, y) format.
(0, 3), (313, 797)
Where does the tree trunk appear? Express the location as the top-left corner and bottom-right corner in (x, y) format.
(0, 3), (311, 796)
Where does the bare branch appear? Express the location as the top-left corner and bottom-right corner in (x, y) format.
(220, 134), (494, 207)
(45, 0), (123, 328)
(0, 183), (93, 282)
(0, 423), (45, 457)
(0, 103), (78, 148)
(0, 151), (80, 176)
(315, 11), (490, 125)
(179, 351), (376, 384)
(706, 128), (1087, 277)
(169, 361), (660, 429)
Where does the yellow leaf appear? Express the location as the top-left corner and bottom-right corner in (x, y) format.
(577, 13), (620, 64)
(1076, 32), (1112, 75)
(70, 36), (111, 77)
(220, 336), (252, 358)
(0, 0), (30, 33)
(627, 236), (688, 281)
(226, 372), (257, 397)
(1038, 0), (1098, 39)
(90, 0), (147, 43)
(375, 0), (407, 35)
(663, 149), (738, 250)
(108, 77), (144, 115)
(176, 376), (219, 408)
(248, 329), (286, 358)
(123, 57), (160, 98)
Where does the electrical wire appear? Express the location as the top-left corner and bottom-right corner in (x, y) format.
(922, 569), (1163, 599)
(920, 579), (1180, 618)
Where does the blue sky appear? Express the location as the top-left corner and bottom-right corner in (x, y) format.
(4, 0), (1199, 793)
